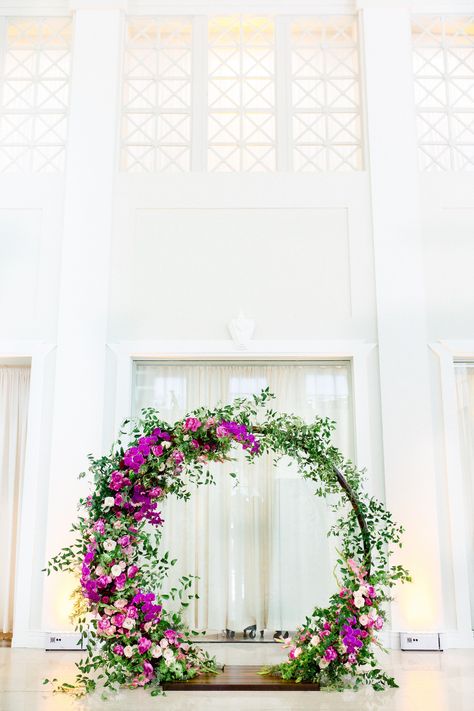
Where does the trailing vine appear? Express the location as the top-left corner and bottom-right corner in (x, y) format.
(45, 389), (410, 696)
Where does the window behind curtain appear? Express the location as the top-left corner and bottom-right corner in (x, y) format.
(454, 362), (474, 629)
(132, 360), (354, 633)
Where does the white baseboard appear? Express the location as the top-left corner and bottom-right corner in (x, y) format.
(11, 628), (474, 650)
(12, 630), (47, 648)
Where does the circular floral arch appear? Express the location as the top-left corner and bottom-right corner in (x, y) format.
(47, 391), (410, 696)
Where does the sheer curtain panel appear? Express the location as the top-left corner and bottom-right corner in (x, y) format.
(132, 362), (353, 633)
(0, 366), (30, 634)
(455, 363), (474, 629)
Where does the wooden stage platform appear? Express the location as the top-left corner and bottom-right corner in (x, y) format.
(162, 665), (320, 691)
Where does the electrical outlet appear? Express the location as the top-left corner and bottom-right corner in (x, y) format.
(400, 632), (442, 651)
(45, 632), (84, 651)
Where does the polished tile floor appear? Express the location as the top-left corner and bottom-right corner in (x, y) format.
(0, 644), (473, 711)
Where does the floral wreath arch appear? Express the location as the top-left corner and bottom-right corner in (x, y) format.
(47, 390), (410, 696)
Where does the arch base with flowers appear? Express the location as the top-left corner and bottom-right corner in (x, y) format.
(46, 390), (410, 696)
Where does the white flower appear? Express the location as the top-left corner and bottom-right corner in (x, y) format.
(111, 564), (122, 577)
(103, 497), (115, 509)
(368, 608), (378, 621)
(162, 441), (171, 449)
(104, 607), (115, 616)
(151, 646), (162, 658)
(160, 638), (169, 648)
(163, 647), (174, 660)
(164, 657), (172, 667)
(122, 617), (135, 630)
(319, 658), (329, 669)
(159, 464), (166, 472)
(103, 538), (116, 552)
(183, 435), (189, 441)
(359, 614), (369, 626)
(353, 594), (365, 609)
(123, 645), (134, 658)
(95, 565), (105, 576)
(119, 560), (126, 570)
(113, 521), (123, 530)
(310, 635), (320, 647)
(358, 585), (368, 596)
(114, 599), (127, 609)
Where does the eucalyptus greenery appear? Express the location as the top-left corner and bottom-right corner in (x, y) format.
(45, 389), (410, 696)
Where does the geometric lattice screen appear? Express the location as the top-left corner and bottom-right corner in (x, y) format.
(208, 16), (276, 172)
(413, 15), (474, 171)
(0, 17), (73, 173)
(121, 17), (192, 172)
(121, 14), (363, 173)
(290, 16), (362, 172)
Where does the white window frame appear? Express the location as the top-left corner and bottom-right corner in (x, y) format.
(108, 338), (375, 486)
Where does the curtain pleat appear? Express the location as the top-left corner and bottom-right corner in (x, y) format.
(132, 362), (353, 632)
(455, 365), (474, 629)
(0, 366), (30, 634)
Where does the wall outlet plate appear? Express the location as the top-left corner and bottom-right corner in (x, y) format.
(400, 632), (443, 651)
(45, 632), (84, 651)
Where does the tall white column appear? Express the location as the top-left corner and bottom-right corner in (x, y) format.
(42, 0), (125, 631)
(359, 2), (444, 633)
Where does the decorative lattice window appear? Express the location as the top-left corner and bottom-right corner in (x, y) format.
(413, 15), (474, 171)
(121, 17), (193, 172)
(0, 17), (72, 173)
(290, 16), (362, 172)
(207, 16), (276, 172)
(120, 14), (363, 173)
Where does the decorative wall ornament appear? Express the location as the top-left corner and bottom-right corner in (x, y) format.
(227, 311), (255, 349)
(46, 391), (409, 696)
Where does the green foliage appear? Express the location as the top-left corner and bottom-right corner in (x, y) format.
(44, 389), (409, 696)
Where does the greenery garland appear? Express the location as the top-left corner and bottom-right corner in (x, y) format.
(45, 389), (410, 697)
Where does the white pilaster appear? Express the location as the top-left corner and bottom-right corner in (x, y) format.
(359, 3), (444, 633)
(41, 1), (125, 632)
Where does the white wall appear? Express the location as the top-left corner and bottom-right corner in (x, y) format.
(0, 0), (472, 649)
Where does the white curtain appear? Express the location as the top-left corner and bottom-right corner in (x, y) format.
(133, 362), (353, 633)
(0, 366), (30, 634)
(455, 364), (474, 629)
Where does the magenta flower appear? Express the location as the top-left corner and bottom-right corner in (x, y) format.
(151, 444), (163, 457)
(374, 617), (384, 630)
(164, 629), (177, 643)
(97, 617), (111, 631)
(93, 519), (105, 534)
(127, 564), (139, 579)
(143, 660), (154, 679)
(138, 637), (152, 654)
(112, 613), (125, 627)
(184, 417), (201, 432)
(118, 535), (131, 547)
(109, 471), (128, 491)
(324, 646), (338, 662)
(172, 450), (184, 465)
(113, 644), (124, 655)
